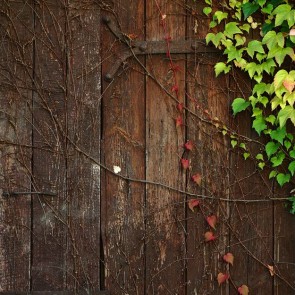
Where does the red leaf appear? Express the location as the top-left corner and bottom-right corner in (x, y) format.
(238, 285), (249, 295)
(172, 85), (179, 93)
(204, 231), (216, 242)
(176, 116), (183, 127)
(206, 215), (217, 230)
(184, 140), (193, 151)
(217, 272), (229, 286)
(181, 158), (190, 170)
(177, 103), (184, 112)
(188, 199), (200, 212)
(192, 173), (202, 186)
(164, 34), (172, 41)
(223, 252), (234, 266)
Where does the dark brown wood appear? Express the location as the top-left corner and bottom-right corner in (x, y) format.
(145, 1), (186, 294)
(101, 0), (146, 294)
(66, 0), (101, 291)
(32, 0), (68, 291)
(228, 68), (274, 295)
(0, 1), (33, 292)
(0, 291), (109, 295)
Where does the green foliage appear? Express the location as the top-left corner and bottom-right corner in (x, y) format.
(203, 0), (295, 213)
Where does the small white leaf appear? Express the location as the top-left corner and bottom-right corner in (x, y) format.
(113, 166), (121, 174)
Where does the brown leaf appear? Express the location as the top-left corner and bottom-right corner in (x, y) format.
(204, 231), (216, 242)
(192, 173), (202, 186)
(188, 199), (200, 212)
(206, 215), (217, 230)
(238, 285), (249, 295)
(223, 252), (234, 266)
(267, 264), (275, 276)
(217, 272), (229, 286)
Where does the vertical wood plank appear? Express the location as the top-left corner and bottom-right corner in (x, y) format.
(274, 187), (295, 293)
(145, 1), (186, 294)
(186, 1), (230, 294)
(229, 69), (274, 294)
(66, 1), (101, 291)
(32, 0), (67, 291)
(0, 1), (33, 292)
(101, 0), (146, 294)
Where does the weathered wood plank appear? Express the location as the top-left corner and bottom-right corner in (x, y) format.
(0, 1), (33, 292)
(229, 69), (274, 295)
(32, 0), (68, 291)
(101, 0), (146, 294)
(274, 186), (295, 294)
(145, 1), (186, 294)
(66, 1), (101, 291)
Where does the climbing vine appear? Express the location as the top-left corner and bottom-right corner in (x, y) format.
(203, 0), (295, 213)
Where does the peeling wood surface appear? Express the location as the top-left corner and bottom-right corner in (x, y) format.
(0, 1), (295, 295)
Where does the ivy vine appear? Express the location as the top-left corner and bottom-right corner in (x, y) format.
(202, 0), (295, 214)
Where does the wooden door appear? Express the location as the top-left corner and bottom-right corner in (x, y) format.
(0, 1), (295, 295)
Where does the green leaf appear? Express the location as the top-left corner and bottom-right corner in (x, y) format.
(265, 114), (276, 125)
(239, 143), (246, 150)
(256, 153), (264, 161)
(240, 23), (251, 33)
(253, 83), (267, 95)
(274, 69), (288, 89)
(247, 40), (265, 58)
(232, 98), (250, 115)
(270, 126), (286, 144)
(261, 4), (273, 14)
(231, 140), (238, 148)
(271, 151), (285, 167)
(253, 115), (267, 135)
(243, 152), (250, 160)
(276, 173), (291, 187)
(265, 141), (279, 158)
(214, 11), (228, 23)
(273, 4), (292, 27)
(225, 22), (243, 39)
(277, 106), (295, 128)
(284, 140), (292, 150)
(242, 2), (259, 20)
(214, 62), (231, 76)
(203, 7), (212, 16)
(245, 62), (258, 78)
(258, 162), (265, 169)
(262, 31), (277, 50)
(288, 161), (295, 176)
(269, 170), (277, 179)
(290, 149), (295, 159)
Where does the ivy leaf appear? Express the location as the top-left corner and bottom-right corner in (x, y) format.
(192, 173), (202, 186)
(283, 75), (295, 93)
(232, 98), (250, 115)
(271, 151), (285, 167)
(269, 170), (277, 179)
(288, 161), (295, 176)
(243, 152), (250, 160)
(214, 62), (231, 76)
(277, 106), (295, 128)
(217, 272), (229, 286)
(188, 199), (200, 212)
(276, 173), (291, 187)
(203, 7), (212, 16)
(223, 252), (234, 266)
(214, 11), (228, 23)
(242, 2), (259, 20)
(204, 231), (216, 242)
(247, 40), (265, 58)
(225, 22), (242, 39)
(262, 31), (277, 50)
(252, 115), (267, 135)
(274, 69), (288, 90)
(181, 158), (190, 170)
(273, 4), (292, 27)
(270, 126), (286, 145)
(206, 215), (217, 230)
(265, 141), (279, 158)
(184, 140), (193, 151)
(238, 285), (249, 295)
(290, 149), (295, 159)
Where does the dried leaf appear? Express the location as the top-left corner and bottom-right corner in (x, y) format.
(206, 215), (217, 230)
(267, 264), (275, 276)
(181, 158), (190, 170)
(177, 103), (184, 112)
(188, 199), (200, 212)
(172, 85), (179, 93)
(176, 116), (183, 127)
(223, 252), (234, 266)
(113, 166), (121, 174)
(204, 231), (216, 242)
(161, 14), (167, 20)
(184, 140), (193, 151)
(238, 285), (249, 295)
(283, 80), (295, 93)
(192, 173), (202, 186)
(217, 272), (229, 286)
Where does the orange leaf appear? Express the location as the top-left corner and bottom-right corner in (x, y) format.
(217, 272), (229, 286)
(204, 231), (216, 242)
(184, 140), (193, 151)
(267, 264), (275, 276)
(181, 158), (190, 170)
(283, 79), (295, 93)
(172, 85), (179, 93)
(206, 215), (217, 230)
(192, 173), (202, 186)
(238, 285), (249, 295)
(223, 252), (234, 266)
(188, 199), (200, 212)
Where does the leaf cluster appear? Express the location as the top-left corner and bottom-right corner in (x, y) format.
(203, 0), (295, 213)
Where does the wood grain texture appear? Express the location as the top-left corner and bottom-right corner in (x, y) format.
(101, 0), (146, 294)
(66, 1), (101, 291)
(228, 69), (274, 295)
(0, 1), (33, 292)
(32, 0), (68, 291)
(145, 1), (186, 294)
